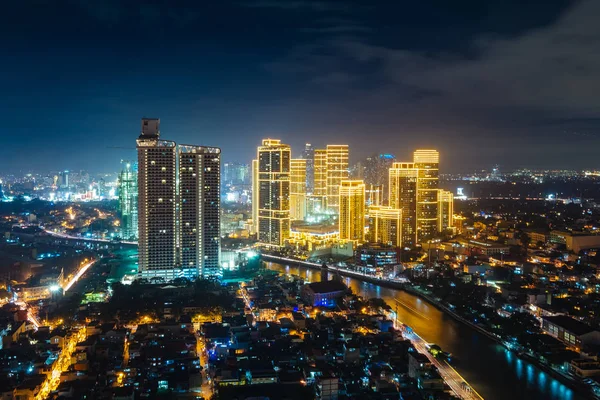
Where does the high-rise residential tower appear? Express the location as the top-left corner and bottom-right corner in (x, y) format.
(137, 118), (221, 281)
(290, 159), (307, 221)
(179, 145), (221, 279)
(368, 206), (402, 247)
(326, 145), (349, 215)
(256, 139), (291, 247)
(339, 180), (365, 242)
(251, 159), (259, 234)
(389, 162), (418, 247)
(118, 161), (138, 241)
(389, 150), (442, 246)
(312, 149), (328, 212)
(414, 150), (440, 242)
(438, 190), (454, 232)
(137, 118), (178, 280)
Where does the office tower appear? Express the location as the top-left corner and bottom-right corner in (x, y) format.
(223, 162), (249, 186)
(413, 150), (440, 242)
(364, 154), (396, 203)
(368, 206), (402, 247)
(365, 184), (383, 207)
(438, 190), (454, 232)
(312, 149), (328, 211)
(251, 159), (259, 234)
(339, 180), (365, 242)
(137, 118), (178, 280)
(179, 145), (221, 279)
(389, 162), (418, 247)
(302, 143), (314, 193)
(59, 170), (69, 188)
(257, 139), (291, 247)
(118, 161), (138, 240)
(0, 179), (4, 199)
(326, 145), (349, 215)
(290, 159), (307, 221)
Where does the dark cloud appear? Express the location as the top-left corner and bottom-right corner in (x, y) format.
(268, 0), (600, 132)
(242, 0), (352, 12)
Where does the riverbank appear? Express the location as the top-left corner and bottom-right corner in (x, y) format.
(262, 254), (594, 399)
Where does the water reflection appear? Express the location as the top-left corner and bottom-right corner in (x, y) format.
(268, 262), (581, 400)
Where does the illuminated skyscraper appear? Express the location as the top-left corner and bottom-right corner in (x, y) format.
(137, 118), (178, 280)
(137, 118), (221, 281)
(179, 145), (221, 279)
(368, 206), (402, 247)
(251, 159), (259, 234)
(414, 150), (440, 242)
(389, 150), (442, 245)
(118, 161), (138, 240)
(256, 139), (291, 247)
(290, 159), (307, 221)
(339, 180), (365, 242)
(59, 170), (69, 189)
(302, 143), (314, 193)
(312, 149), (328, 212)
(438, 190), (454, 232)
(389, 162), (418, 247)
(326, 145), (349, 215)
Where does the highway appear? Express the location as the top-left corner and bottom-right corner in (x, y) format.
(63, 259), (96, 292)
(43, 229), (137, 245)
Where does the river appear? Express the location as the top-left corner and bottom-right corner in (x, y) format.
(266, 261), (582, 400)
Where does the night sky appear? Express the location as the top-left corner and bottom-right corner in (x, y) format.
(2, 0), (599, 173)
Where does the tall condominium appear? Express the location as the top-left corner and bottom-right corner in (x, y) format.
(118, 161), (138, 241)
(312, 149), (328, 212)
(256, 139), (291, 247)
(251, 159), (259, 234)
(290, 159), (307, 221)
(339, 180), (365, 242)
(389, 150), (442, 245)
(137, 118), (221, 281)
(438, 190), (454, 232)
(137, 118), (178, 280)
(414, 150), (440, 241)
(302, 143), (314, 193)
(368, 206), (402, 247)
(389, 162), (418, 246)
(326, 145), (349, 215)
(179, 145), (221, 279)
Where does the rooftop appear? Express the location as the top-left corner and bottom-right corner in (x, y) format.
(543, 315), (597, 336)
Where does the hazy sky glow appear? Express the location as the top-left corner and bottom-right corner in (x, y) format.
(2, 0), (600, 173)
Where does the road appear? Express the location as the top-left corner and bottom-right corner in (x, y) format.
(63, 259), (96, 292)
(404, 329), (484, 400)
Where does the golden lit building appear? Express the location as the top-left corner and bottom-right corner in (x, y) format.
(414, 150), (440, 242)
(389, 162), (418, 246)
(309, 149), (328, 214)
(453, 214), (466, 234)
(326, 145), (349, 215)
(368, 206), (402, 247)
(256, 139), (291, 247)
(339, 180), (365, 242)
(438, 190), (454, 232)
(290, 159), (307, 221)
(251, 159), (259, 234)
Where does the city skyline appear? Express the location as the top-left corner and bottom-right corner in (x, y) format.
(3, 1), (600, 173)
